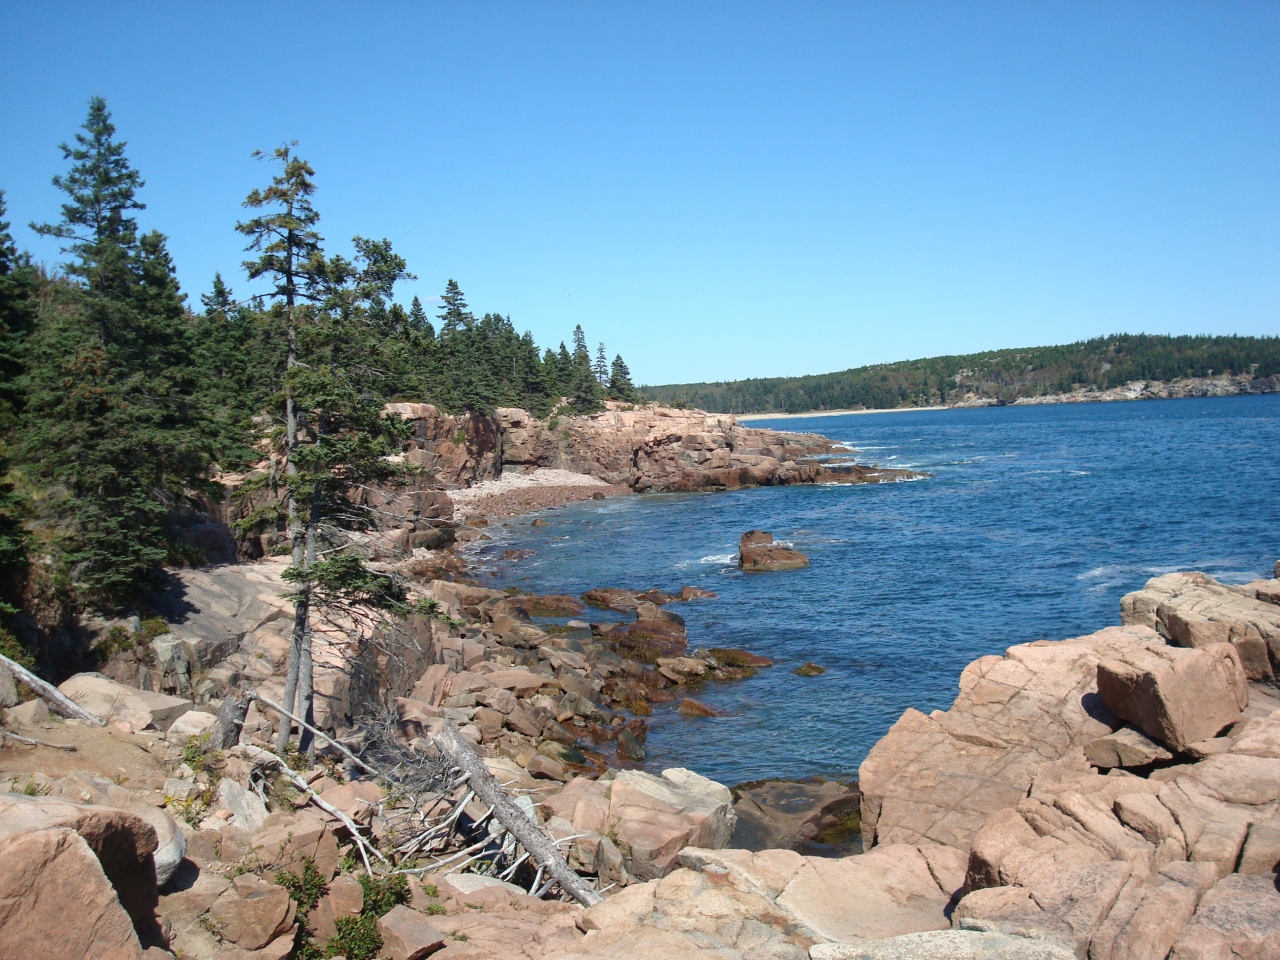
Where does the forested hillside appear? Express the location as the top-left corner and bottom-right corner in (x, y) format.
(641, 335), (1280, 414)
(0, 98), (639, 633)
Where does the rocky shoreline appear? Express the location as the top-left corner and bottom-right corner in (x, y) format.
(5, 559), (1277, 959)
(3, 402), (1277, 959)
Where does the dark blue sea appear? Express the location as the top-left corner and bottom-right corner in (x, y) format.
(470, 394), (1280, 786)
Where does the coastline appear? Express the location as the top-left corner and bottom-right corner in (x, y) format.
(448, 467), (630, 521)
(740, 405), (948, 421)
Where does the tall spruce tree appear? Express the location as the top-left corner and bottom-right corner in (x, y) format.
(609, 354), (637, 401)
(565, 325), (603, 413)
(31, 97), (144, 299)
(20, 99), (207, 609)
(594, 342), (609, 386)
(238, 153), (412, 755)
(237, 144), (325, 751)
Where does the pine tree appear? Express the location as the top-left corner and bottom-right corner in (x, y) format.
(594, 342), (609, 386)
(237, 144), (326, 751)
(0, 193), (34, 602)
(609, 354), (637, 401)
(437, 279), (471, 337)
(30, 97), (144, 298)
(19, 100), (207, 608)
(565, 327), (603, 414)
(407, 295), (434, 339)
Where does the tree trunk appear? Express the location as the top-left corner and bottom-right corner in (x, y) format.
(277, 314), (305, 755)
(296, 482), (321, 759)
(430, 722), (602, 907)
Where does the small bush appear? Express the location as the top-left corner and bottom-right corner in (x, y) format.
(276, 857), (328, 912)
(181, 733), (211, 768)
(0, 627), (36, 670)
(358, 873), (410, 918)
(326, 914), (381, 960)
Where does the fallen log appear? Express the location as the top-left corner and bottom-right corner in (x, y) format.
(429, 721), (603, 907)
(238, 743), (388, 874)
(0, 652), (103, 725)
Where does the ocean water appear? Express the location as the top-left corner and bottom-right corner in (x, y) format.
(469, 394), (1280, 786)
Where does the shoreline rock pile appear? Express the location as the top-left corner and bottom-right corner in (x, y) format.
(384, 401), (919, 495)
(4, 564), (1279, 958)
(858, 568), (1280, 959)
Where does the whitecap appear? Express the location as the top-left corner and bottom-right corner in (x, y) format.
(700, 553), (736, 564)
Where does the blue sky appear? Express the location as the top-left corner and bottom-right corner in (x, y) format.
(1, 2), (1276, 385)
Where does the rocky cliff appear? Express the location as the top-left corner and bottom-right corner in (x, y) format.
(385, 400), (916, 492)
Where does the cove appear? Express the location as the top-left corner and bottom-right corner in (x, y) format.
(469, 394), (1280, 786)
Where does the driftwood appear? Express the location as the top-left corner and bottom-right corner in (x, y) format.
(0, 653), (103, 725)
(2, 731), (76, 751)
(239, 743), (389, 874)
(430, 721), (603, 907)
(252, 693), (380, 778)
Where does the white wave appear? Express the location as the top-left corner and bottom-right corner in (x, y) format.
(700, 553), (736, 564)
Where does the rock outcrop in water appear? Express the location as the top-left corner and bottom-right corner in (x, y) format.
(739, 530), (810, 572)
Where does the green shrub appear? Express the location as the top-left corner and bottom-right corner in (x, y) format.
(358, 873), (410, 917)
(326, 914), (381, 959)
(0, 627), (35, 670)
(276, 857), (328, 912)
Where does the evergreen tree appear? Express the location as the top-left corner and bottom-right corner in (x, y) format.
(594, 342), (609, 386)
(437, 279), (471, 337)
(556, 342), (573, 385)
(609, 353), (637, 401)
(19, 100), (207, 608)
(238, 154), (411, 755)
(407, 295), (434, 339)
(564, 326), (603, 414)
(237, 144), (326, 751)
(0, 193), (35, 602)
(30, 97), (144, 298)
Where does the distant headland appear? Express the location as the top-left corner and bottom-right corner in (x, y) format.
(642, 333), (1280, 415)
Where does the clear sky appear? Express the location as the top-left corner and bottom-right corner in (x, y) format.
(1, 2), (1276, 386)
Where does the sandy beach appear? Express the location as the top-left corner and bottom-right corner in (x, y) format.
(448, 468), (629, 520)
(738, 405), (950, 422)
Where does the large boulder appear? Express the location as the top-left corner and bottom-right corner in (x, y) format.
(376, 904), (446, 960)
(738, 530), (809, 572)
(58, 673), (193, 732)
(0, 827), (145, 960)
(858, 626), (1160, 849)
(43, 770), (187, 887)
(210, 873), (296, 950)
(0, 793), (160, 939)
(1121, 571), (1280, 681)
(1096, 642), (1248, 751)
(605, 768), (737, 879)
(615, 602), (688, 656)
